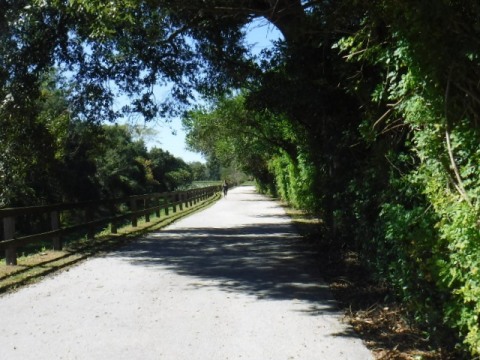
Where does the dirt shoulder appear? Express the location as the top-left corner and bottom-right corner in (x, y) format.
(284, 206), (457, 360)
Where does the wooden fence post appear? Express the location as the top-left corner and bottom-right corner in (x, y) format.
(51, 210), (62, 250)
(130, 199), (138, 227)
(155, 195), (161, 218)
(86, 207), (95, 240)
(111, 221), (117, 234)
(164, 196), (169, 216)
(144, 198), (150, 223)
(3, 216), (16, 265)
(179, 193), (184, 211)
(172, 194), (177, 213)
(110, 202), (118, 234)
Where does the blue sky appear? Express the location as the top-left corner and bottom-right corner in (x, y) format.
(135, 19), (282, 163)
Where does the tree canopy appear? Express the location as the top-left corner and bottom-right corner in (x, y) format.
(2, 0), (480, 356)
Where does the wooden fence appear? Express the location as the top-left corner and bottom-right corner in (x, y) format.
(0, 186), (220, 266)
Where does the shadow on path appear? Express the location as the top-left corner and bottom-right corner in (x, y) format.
(114, 222), (338, 314)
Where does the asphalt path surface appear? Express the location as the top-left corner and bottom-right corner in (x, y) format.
(0, 186), (373, 360)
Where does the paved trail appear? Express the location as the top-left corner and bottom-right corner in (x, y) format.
(0, 186), (372, 360)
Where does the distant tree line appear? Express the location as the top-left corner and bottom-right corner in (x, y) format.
(2, 1), (480, 356)
(0, 72), (221, 206)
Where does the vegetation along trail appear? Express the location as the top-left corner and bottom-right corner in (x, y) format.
(0, 186), (372, 359)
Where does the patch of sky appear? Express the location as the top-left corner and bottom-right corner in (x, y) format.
(114, 18), (282, 164)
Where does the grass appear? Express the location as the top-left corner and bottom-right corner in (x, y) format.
(0, 193), (221, 294)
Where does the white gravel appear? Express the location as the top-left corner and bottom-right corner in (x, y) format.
(0, 186), (373, 360)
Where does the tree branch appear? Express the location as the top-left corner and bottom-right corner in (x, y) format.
(444, 69), (472, 206)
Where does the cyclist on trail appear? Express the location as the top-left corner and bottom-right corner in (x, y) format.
(222, 180), (229, 197)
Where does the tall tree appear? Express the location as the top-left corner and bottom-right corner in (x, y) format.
(4, 1), (480, 354)
(148, 147), (193, 191)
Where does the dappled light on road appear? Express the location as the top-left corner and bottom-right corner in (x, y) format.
(118, 224), (334, 308)
(0, 186), (372, 360)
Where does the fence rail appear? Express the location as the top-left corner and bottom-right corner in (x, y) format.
(0, 186), (220, 266)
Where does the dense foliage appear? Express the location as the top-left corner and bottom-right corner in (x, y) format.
(0, 73), (198, 205)
(182, 1), (480, 356)
(2, 0), (480, 355)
